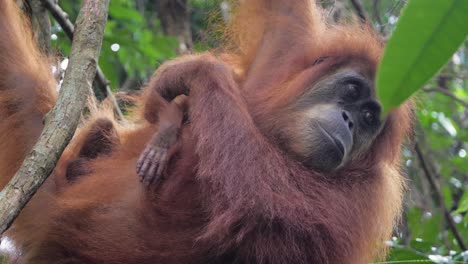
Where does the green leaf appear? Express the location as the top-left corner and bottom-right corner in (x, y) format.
(407, 208), (442, 244)
(109, 4), (143, 23)
(454, 192), (468, 214)
(386, 247), (430, 262)
(377, 0), (468, 113)
(443, 186), (453, 209)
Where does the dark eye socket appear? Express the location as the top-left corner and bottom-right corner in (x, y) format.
(361, 102), (381, 127)
(344, 82), (360, 101)
(362, 110), (376, 126)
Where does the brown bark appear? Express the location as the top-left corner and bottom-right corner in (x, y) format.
(40, 0), (124, 120)
(27, 0), (52, 54)
(0, 0), (110, 234)
(156, 0), (193, 53)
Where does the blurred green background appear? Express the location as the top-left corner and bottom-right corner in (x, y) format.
(26, 0), (468, 263)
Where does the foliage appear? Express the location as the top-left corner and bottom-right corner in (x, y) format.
(52, 0), (178, 91)
(377, 0), (468, 113)
(371, 0), (468, 262)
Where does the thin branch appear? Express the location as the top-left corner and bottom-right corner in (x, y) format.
(414, 142), (467, 251)
(372, 0), (382, 25)
(438, 73), (468, 80)
(423, 87), (468, 108)
(156, 0), (193, 53)
(26, 0), (52, 54)
(0, 0), (110, 234)
(40, 0), (73, 40)
(40, 0), (125, 121)
(96, 69), (126, 121)
(372, 0), (386, 35)
(349, 0), (369, 22)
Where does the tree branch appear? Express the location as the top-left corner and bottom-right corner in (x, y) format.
(0, 0), (110, 234)
(156, 0), (193, 54)
(26, 0), (51, 54)
(423, 87), (468, 108)
(40, 0), (73, 40)
(414, 142), (467, 251)
(40, 0), (124, 121)
(372, 0), (386, 35)
(349, 0), (369, 22)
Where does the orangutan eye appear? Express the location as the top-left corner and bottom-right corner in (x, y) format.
(346, 83), (360, 100)
(361, 109), (381, 127)
(363, 110), (373, 124)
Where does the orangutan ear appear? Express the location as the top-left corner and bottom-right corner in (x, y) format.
(78, 118), (119, 159)
(65, 118), (119, 183)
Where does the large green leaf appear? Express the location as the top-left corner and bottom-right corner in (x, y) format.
(377, 0), (468, 113)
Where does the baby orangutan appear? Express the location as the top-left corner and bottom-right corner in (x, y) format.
(137, 95), (188, 187)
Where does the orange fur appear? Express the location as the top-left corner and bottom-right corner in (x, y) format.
(0, 1), (413, 263)
(0, 0), (57, 189)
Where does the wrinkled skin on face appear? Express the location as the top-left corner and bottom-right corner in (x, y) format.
(283, 67), (383, 172)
